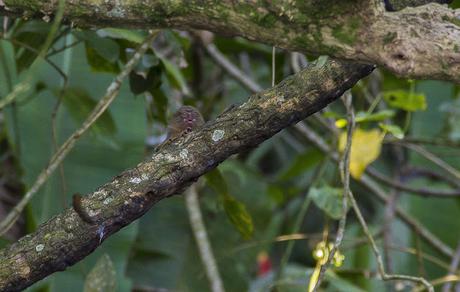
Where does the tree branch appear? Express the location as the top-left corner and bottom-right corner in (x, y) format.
(1, 0), (459, 83)
(0, 60), (373, 291)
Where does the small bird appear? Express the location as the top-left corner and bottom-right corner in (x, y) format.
(166, 105), (204, 140)
(73, 106), (204, 225)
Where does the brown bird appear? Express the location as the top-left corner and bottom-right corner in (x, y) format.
(166, 105), (204, 140)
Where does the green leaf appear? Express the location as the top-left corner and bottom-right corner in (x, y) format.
(85, 44), (120, 73)
(355, 110), (395, 122)
(159, 57), (190, 95)
(279, 149), (323, 180)
(149, 88), (168, 124)
(267, 185), (284, 205)
(383, 90), (427, 111)
(223, 195), (254, 239)
(97, 28), (147, 44)
(336, 110), (396, 128)
(12, 21), (52, 73)
(84, 254), (117, 292)
(205, 168), (229, 196)
(74, 30), (120, 62)
(57, 87), (117, 137)
(129, 71), (148, 95)
(130, 65), (163, 95)
(309, 185), (348, 219)
(379, 123), (404, 139)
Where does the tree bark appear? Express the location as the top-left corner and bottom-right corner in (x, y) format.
(1, 0), (459, 82)
(0, 59), (373, 291)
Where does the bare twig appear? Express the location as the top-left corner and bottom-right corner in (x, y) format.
(347, 188), (434, 291)
(0, 0), (66, 110)
(295, 123), (454, 258)
(442, 242), (460, 292)
(203, 42), (262, 93)
(0, 31), (159, 235)
(367, 167), (460, 197)
(185, 185), (225, 292)
(396, 142), (460, 180)
(313, 92), (355, 291)
(404, 166), (460, 189)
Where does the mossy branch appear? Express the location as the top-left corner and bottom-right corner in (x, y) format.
(1, 0), (459, 83)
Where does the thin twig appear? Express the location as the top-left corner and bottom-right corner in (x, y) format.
(295, 122), (454, 258)
(0, 0), (66, 110)
(415, 232), (427, 278)
(203, 43), (262, 93)
(386, 137), (460, 148)
(47, 40), (82, 57)
(396, 142), (460, 180)
(442, 242), (460, 292)
(367, 167), (460, 197)
(1, 36), (68, 80)
(404, 166), (460, 189)
(313, 92), (355, 291)
(277, 159), (329, 278)
(0, 31), (159, 235)
(347, 188), (434, 291)
(51, 33), (73, 207)
(185, 185), (225, 292)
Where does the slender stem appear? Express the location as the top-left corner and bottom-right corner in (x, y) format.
(441, 242), (460, 292)
(0, 0), (66, 110)
(347, 188), (434, 291)
(295, 122), (454, 258)
(313, 92), (354, 291)
(401, 143), (460, 180)
(0, 31), (159, 235)
(185, 185), (225, 292)
(203, 42), (262, 93)
(277, 159), (329, 278)
(366, 167), (460, 197)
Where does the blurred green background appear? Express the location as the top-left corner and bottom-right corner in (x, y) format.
(0, 2), (459, 291)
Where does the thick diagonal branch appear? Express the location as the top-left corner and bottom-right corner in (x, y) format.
(0, 60), (373, 291)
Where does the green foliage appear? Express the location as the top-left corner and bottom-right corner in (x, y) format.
(206, 168), (254, 239)
(383, 89), (427, 111)
(57, 87), (117, 137)
(379, 123), (404, 139)
(309, 185), (348, 220)
(84, 255), (117, 292)
(223, 195), (254, 239)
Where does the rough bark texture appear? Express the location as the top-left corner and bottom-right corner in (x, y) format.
(0, 60), (373, 291)
(1, 0), (459, 83)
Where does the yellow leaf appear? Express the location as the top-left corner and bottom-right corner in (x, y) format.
(338, 128), (384, 179)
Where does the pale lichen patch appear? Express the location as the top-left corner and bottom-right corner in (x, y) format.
(212, 130), (225, 141)
(87, 209), (99, 217)
(129, 177), (142, 184)
(35, 244), (45, 252)
(103, 197), (113, 205)
(179, 149), (189, 159)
